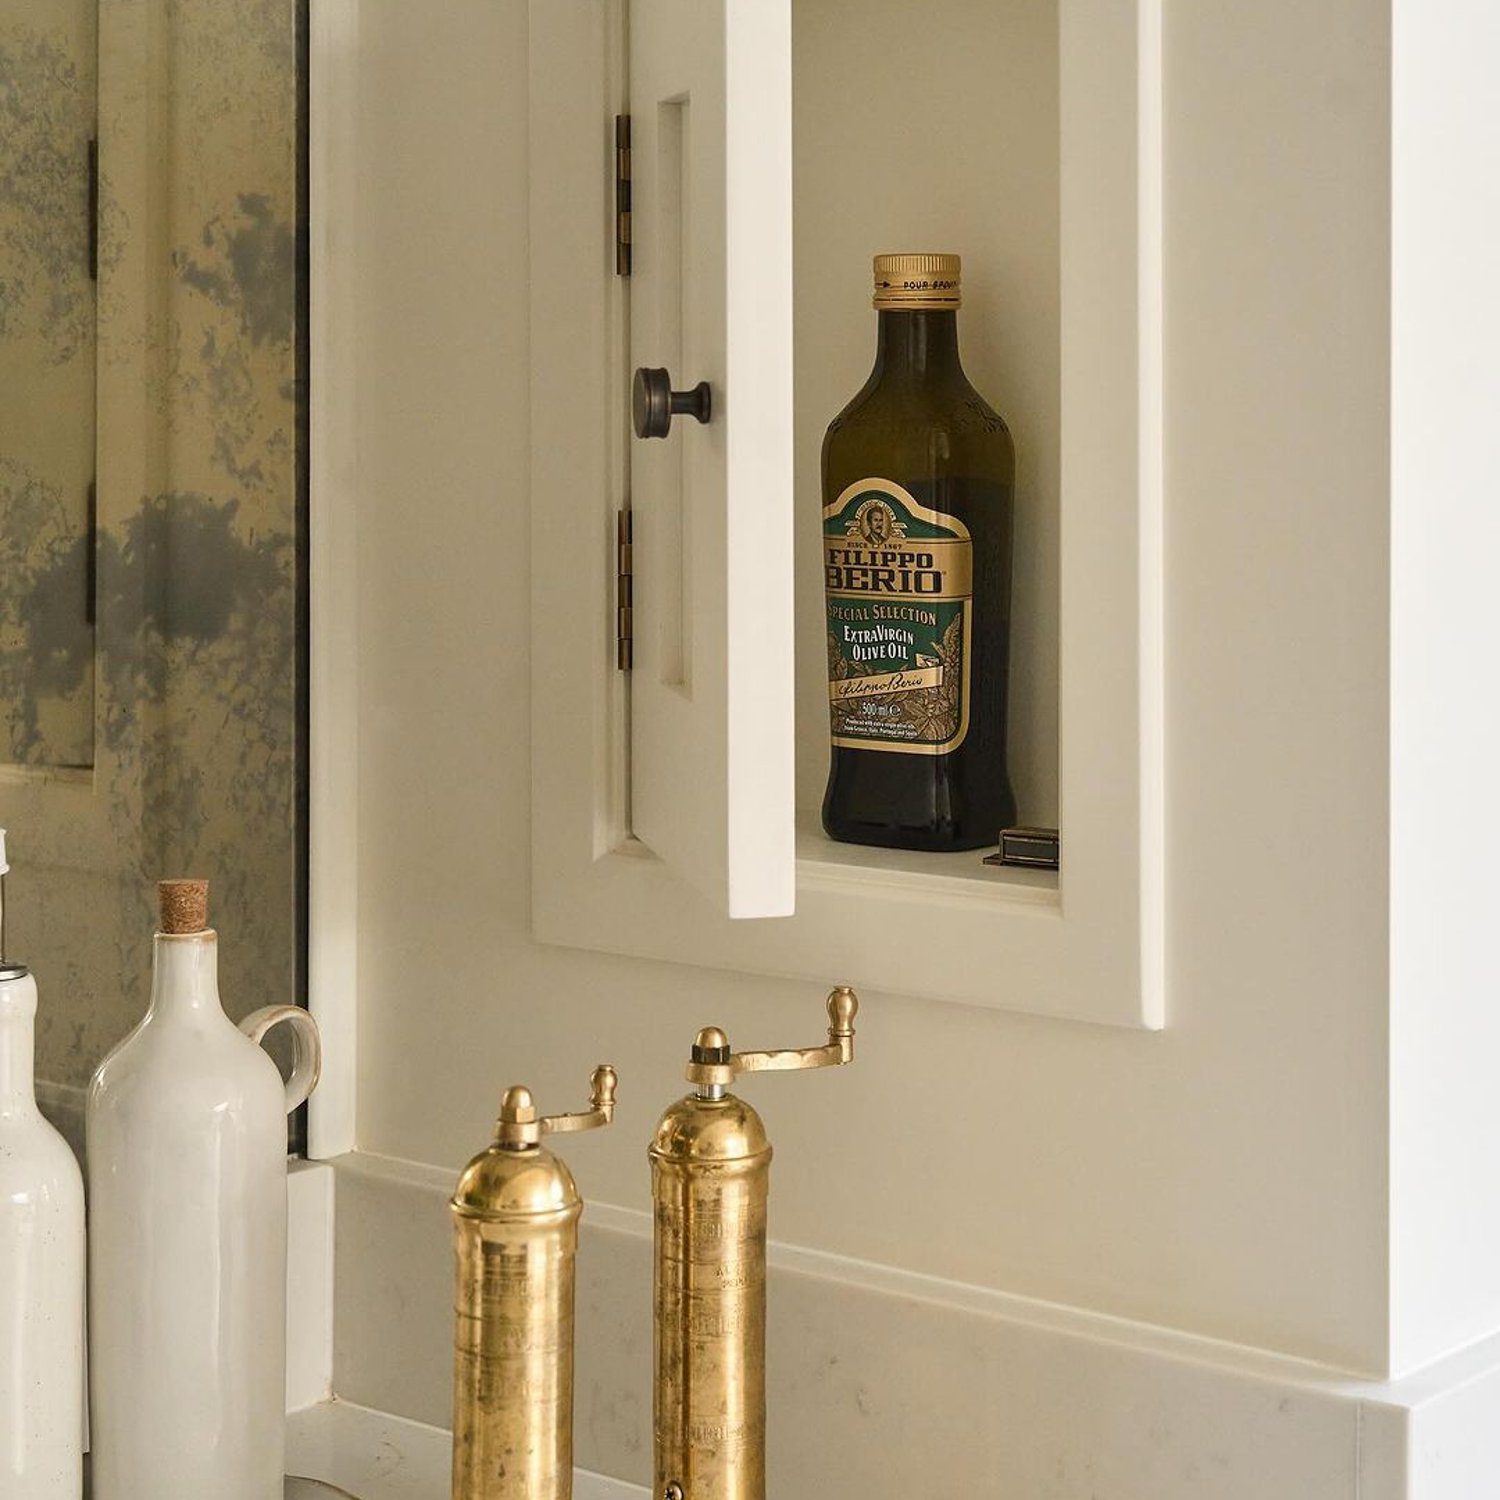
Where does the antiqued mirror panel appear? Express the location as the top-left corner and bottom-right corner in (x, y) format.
(0, 0), (98, 768)
(0, 0), (307, 1145)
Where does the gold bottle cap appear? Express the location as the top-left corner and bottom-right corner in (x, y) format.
(873, 252), (961, 310)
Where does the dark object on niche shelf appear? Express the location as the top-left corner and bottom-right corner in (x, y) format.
(984, 827), (1060, 871)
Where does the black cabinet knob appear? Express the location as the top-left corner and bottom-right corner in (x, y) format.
(633, 367), (712, 439)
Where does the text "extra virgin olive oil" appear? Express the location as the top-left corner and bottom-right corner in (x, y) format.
(821, 253), (1017, 851)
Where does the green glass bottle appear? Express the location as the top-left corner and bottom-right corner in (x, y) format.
(821, 253), (1016, 851)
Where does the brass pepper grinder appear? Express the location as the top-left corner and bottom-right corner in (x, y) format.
(651, 987), (859, 1500)
(450, 1064), (618, 1500)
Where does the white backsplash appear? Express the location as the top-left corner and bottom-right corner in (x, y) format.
(327, 1151), (1500, 1499)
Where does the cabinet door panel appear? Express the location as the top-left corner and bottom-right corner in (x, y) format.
(628, 0), (795, 918)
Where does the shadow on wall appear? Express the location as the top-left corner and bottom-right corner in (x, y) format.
(0, 489), (294, 764)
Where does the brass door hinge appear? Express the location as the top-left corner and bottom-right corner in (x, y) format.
(614, 115), (632, 277)
(616, 508), (633, 671)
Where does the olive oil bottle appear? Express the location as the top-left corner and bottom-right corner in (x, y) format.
(822, 253), (1016, 851)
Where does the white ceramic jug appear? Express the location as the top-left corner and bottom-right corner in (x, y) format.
(86, 879), (320, 1500)
(0, 962), (86, 1500)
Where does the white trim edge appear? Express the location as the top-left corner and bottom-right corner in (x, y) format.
(306, 0), (361, 1159)
(286, 1160), (336, 1413)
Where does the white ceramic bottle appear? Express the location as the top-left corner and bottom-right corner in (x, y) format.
(0, 832), (86, 1500)
(87, 878), (320, 1500)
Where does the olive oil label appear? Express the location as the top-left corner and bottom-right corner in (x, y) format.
(823, 478), (972, 756)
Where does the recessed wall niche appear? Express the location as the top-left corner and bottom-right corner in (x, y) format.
(527, 0), (1162, 1025)
(792, 0), (1060, 838)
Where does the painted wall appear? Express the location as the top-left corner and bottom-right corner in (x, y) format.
(344, 0), (1398, 1379)
(0, 0), (303, 1087)
(1389, 0), (1500, 1377)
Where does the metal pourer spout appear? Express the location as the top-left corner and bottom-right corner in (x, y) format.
(684, 986), (858, 1099)
(0, 826), (8, 964)
(0, 827), (26, 982)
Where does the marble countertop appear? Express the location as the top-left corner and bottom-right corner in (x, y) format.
(81, 1400), (645, 1499)
(84, 1460), (355, 1498)
(286, 1398), (647, 1500)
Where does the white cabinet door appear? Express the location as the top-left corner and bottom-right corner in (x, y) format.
(627, 0), (795, 919)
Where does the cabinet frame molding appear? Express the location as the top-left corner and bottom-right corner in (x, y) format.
(306, 0), (363, 1157)
(528, 0), (1165, 1029)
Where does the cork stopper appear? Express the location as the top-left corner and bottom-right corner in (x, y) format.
(158, 879), (209, 934)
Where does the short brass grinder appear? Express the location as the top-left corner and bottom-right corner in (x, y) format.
(450, 1065), (617, 1500)
(650, 987), (859, 1500)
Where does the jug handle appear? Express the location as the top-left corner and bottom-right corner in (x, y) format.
(240, 1005), (322, 1115)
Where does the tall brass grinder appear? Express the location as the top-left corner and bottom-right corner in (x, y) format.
(450, 1064), (617, 1500)
(651, 987), (859, 1500)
